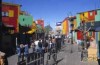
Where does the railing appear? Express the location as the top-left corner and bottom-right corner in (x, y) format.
(26, 52), (44, 65)
(17, 52), (44, 65)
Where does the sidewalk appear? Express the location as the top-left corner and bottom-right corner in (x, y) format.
(57, 44), (98, 65)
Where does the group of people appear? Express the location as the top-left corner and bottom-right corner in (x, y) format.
(16, 36), (58, 62)
(30, 37), (57, 54)
(16, 44), (29, 62)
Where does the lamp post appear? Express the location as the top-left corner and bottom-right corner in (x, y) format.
(68, 17), (74, 53)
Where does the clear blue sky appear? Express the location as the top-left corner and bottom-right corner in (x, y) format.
(2, 0), (100, 30)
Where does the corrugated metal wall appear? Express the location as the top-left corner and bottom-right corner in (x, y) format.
(76, 14), (81, 28)
(2, 4), (19, 33)
(95, 10), (100, 21)
(19, 15), (33, 26)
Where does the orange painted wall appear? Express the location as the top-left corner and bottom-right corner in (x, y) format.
(88, 10), (97, 21)
(62, 19), (69, 35)
(66, 20), (69, 35)
(62, 20), (67, 35)
(72, 19), (77, 30)
(80, 12), (89, 22)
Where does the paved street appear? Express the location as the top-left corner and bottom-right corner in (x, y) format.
(44, 43), (98, 65)
(7, 43), (98, 65)
(57, 44), (98, 65)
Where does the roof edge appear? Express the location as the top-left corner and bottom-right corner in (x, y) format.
(2, 2), (21, 6)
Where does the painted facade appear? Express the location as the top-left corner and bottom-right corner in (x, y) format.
(62, 19), (69, 36)
(95, 9), (100, 21)
(19, 14), (33, 26)
(76, 10), (99, 40)
(72, 19), (77, 41)
(36, 19), (44, 29)
(2, 2), (20, 33)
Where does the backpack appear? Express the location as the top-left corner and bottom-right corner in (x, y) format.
(44, 42), (48, 47)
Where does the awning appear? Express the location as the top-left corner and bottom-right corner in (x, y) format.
(2, 23), (15, 30)
(27, 29), (36, 34)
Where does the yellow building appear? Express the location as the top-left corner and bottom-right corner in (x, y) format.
(80, 12), (89, 22)
(62, 18), (69, 36)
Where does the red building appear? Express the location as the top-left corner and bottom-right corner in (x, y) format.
(2, 2), (20, 33)
(36, 19), (44, 29)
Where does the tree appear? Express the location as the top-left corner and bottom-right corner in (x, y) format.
(44, 24), (53, 34)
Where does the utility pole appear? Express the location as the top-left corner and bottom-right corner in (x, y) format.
(68, 16), (75, 53)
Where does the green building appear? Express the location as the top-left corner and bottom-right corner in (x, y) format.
(95, 9), (100, 58)
(19, 14), (33, 26)
(95, 9), (100, 21)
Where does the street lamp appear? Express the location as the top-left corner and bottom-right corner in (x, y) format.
(68, 17), (75, 53)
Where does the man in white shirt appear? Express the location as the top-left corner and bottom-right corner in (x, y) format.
(34, 40), (39, 52)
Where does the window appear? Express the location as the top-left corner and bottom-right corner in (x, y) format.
(23, 18), (25, 21)
(82, 13), (84, 16)
(2, 12), (5, 16)
(91, 22), (94, 26)
(5, 12), (8, 16)
(90, 11), (93, 16)
(2, 12), (9, 17)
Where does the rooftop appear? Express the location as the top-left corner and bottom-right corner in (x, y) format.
(2, 2), (21, 6)
(77, 9), (100, 14)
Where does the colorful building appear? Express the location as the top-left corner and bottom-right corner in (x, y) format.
(76, 9), (100, 61)
(19, 12), (33, 27)
(76, 9), (99, 40)
(36, 19), (44, 29)
(95, 9), (100, 59)
(62, 18), (69, 36)
(56, 22), (62, 35)
(95, 9), (100, 21)
(2, 2), (20, 33)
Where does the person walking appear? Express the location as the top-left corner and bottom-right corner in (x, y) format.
(24, 44), (29, 59)
(34, 39), (39, 52)
(20, 44), (25, 61)
(48, 40), (53, 60)
(44, 40), (49, 53)
(16, 44), (21, 62)
(30, 41), (35, 53)
(38, 39), (43, 53)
